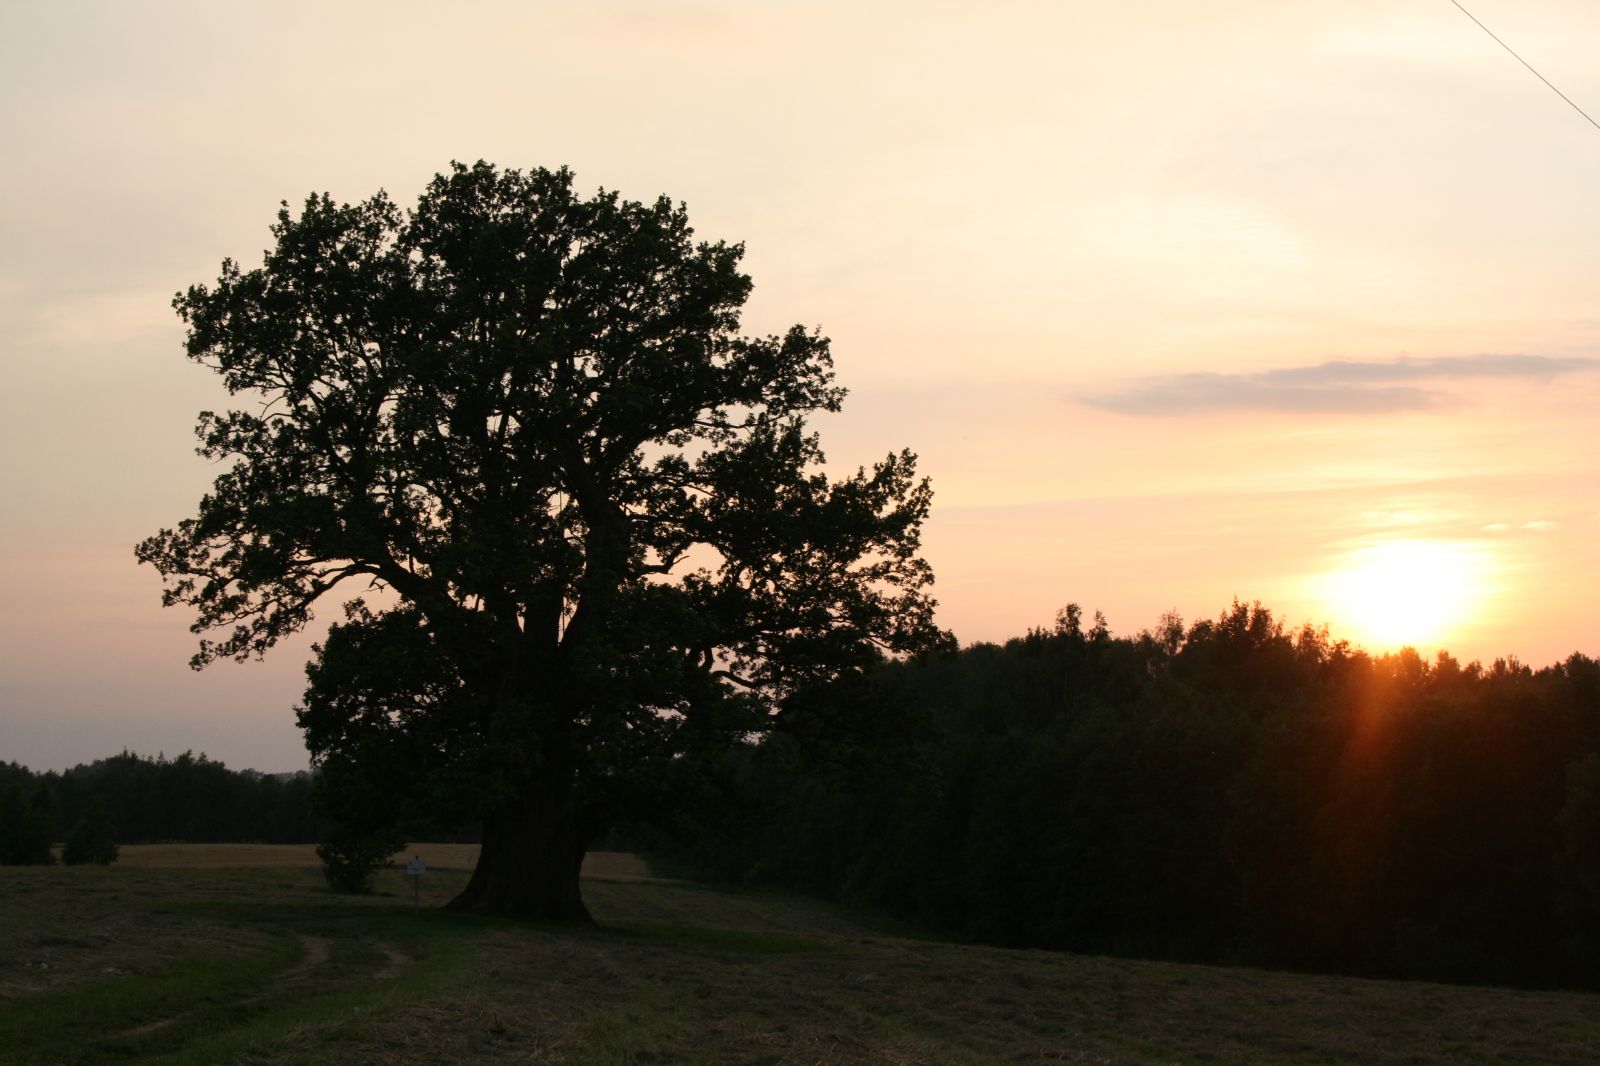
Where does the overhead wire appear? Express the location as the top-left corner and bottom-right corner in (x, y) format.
(1446, 0), (1600, 134)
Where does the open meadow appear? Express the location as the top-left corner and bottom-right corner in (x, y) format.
(3, 846), (1598, 1065)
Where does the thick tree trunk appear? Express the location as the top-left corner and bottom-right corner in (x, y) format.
(446, 780), (592, 922)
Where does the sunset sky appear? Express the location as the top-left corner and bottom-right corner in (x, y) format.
(3, 1), (1598, 772)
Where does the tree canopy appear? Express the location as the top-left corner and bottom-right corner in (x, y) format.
(138, 162), (944, 918)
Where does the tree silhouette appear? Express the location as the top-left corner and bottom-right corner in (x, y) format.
(138, 162), (942, 920)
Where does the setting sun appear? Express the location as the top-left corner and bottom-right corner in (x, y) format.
(1321, 539), (1489, 651)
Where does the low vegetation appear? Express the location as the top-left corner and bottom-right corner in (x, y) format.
(3, 846), (1598, 1064)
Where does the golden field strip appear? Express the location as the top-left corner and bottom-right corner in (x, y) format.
(3, 845), (1597, 1064)
(106, 843), (650, 879)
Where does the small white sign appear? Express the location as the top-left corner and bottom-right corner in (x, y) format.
(406, 856), (426, 877)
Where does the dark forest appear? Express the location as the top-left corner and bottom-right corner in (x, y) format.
(0, 751), (318, 858)
(644, 601), (1600, 988)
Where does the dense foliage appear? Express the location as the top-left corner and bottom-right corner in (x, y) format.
(0, 752), (317, 853)
(137, 161), (943, 919)
(650, 602), (1600, 986)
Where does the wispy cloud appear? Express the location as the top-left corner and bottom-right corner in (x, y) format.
(1082, 355), (1600, 416)
(1482, 519), (1560, 533)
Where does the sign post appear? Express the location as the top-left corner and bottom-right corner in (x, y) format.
(405, 855), (426, 913)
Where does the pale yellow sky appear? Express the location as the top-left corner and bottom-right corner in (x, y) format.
(2, 1), (1597, 770)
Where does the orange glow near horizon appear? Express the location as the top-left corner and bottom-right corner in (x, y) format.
(1318, 539), (1492, 653)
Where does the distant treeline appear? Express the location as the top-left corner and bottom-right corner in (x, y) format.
(648, 602), (1600, 987)
(0, 751), (320, 856)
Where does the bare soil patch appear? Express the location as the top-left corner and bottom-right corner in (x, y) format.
(370, 939), (412, 981)
(285, 934), (331, 978)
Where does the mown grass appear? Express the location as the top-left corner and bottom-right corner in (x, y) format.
(2, 850), (1597, 1064)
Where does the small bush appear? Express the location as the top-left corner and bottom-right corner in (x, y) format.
(317, 825), (404, 893)
(62, 800), (119, 866)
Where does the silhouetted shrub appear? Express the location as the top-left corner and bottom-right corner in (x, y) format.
(317, 825), (404, 893)
(62, 799), (118, 865)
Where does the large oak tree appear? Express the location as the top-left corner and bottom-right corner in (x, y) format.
(138, 162), (943, 920)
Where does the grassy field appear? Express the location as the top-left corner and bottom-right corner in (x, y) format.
(3, 848), (1597, 1064)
